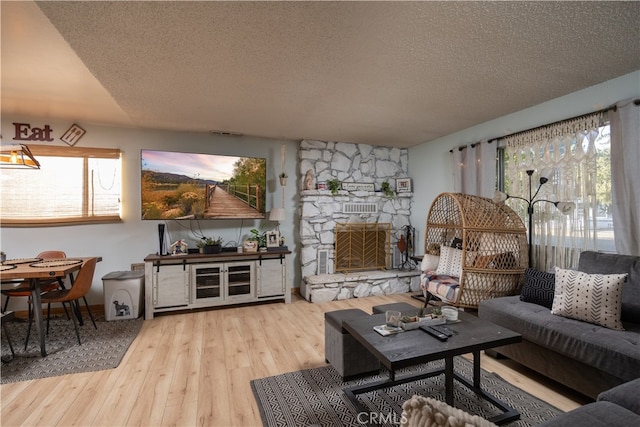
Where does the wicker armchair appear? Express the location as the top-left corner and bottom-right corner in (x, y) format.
(422, 193), (527, 309)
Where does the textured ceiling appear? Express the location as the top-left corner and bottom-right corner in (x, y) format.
(2, 1), (639, 147)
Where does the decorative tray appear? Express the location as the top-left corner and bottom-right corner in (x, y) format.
(400, 316), (446, 331)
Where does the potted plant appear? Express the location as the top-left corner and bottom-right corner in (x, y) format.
(381, 180), (395, 198)
(279, 172), (288, 186)
(326, 178), (341, 195)
(201, 236), (223, 254)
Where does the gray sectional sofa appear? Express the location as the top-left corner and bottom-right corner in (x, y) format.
(478, 251), (640, 399)
(539, 377), (640, 426)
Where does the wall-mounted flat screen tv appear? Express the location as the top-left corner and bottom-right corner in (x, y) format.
(141, 149), (266, 220)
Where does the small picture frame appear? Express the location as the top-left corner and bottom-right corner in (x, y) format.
(266, 230), (280, 248)
(60, 123), (86, 146)
(316, 182), (327, 190)
(396, 178), (412, 193)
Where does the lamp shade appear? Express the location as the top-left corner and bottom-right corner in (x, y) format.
(493, 190), (508, 203)
(0, 144), (40, 169)
(555, 202), (576, 215)
(269, 208), (286, 222)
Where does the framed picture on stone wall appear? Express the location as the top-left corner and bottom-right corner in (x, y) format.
(266, 230), (280, 248)
(396, 178), (412, 193)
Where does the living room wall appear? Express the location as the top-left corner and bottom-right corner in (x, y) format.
(0, 118), (299, 310)
(2, 70), (638, 309)
(408, 70), (640, 255)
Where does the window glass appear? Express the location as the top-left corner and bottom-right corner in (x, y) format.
(0, 146), (121, 226)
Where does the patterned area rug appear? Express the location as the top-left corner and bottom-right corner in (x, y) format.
(251, 357), (564, 427)
(1, 314), (143, 384)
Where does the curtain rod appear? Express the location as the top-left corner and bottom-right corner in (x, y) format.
(487, 98), (640, 144)
(448, 98), (639, 153)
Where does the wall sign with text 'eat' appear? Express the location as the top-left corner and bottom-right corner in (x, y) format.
(12, 122), (87, 146)
(12, 122), (54, 142)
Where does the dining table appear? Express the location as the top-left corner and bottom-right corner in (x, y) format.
(0, 256), (101, 357)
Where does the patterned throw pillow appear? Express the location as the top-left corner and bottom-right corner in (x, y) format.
(436, 246), (464, 278)
(520, 268), (555, 309)
(435, 246), (476, 278)
(552, 267), (627, 330)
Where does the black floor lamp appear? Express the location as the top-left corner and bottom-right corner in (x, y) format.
(494, 169), (575, 267)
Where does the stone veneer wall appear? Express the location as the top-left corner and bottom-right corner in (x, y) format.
(298, 139), (420, 302)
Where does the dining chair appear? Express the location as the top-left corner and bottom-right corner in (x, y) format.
(1, 251), (68, 313)
(1, 311), (16, 363)
(29, 257), (98, 345)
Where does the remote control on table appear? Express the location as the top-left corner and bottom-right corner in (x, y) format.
(420, 325), (448, 341)
(430, 324), (455, 337)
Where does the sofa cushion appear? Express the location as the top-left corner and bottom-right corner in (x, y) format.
(520, 268), (555, 309)
(552, 267), (626, 330)
(538, 401), (640, 427)
(479, 296), (640, 382)
(422, 273), (460, 303)
(421, 254), (440, 271)
(597, 378), (640, 415)
(578, 251), (640, 323)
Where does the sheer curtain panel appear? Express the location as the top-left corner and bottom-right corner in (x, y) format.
(611, 99), (640, 256)
(451, 140), (496, 198)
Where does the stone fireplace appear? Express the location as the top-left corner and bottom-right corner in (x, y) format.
(298, 140), (421, 302)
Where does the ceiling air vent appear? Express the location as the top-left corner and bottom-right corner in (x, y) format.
(342, 202), (378, 214)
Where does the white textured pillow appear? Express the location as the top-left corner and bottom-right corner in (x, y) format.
(401, 395), (497, 427)
(421, 254), (440, 272)
(552, 267), (627, 330)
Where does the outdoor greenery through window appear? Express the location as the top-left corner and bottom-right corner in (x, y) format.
(1, 145), (121, 226)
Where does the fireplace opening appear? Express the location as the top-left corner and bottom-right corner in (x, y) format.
(334, 222), (391, 273)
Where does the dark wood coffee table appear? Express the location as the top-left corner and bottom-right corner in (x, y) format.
(342, 310), (522, 425)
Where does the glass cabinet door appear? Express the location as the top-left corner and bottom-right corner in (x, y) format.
(226, 262), (254, 299)
(192, 265), (222, 302)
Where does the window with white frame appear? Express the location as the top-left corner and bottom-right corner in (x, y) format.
(1, 145), (121, 226)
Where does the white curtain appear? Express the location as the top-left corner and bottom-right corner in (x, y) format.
(451, 140), (496, 198)
(611, 99), (640, 256)
(504, 113), (602, 271)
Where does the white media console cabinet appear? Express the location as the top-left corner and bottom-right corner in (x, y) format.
(143, 250), (290, 319)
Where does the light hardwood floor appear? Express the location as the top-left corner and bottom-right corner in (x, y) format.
(1, 292), (590, 426)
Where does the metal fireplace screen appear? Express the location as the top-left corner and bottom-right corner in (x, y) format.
(334, 222), (391, 273)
